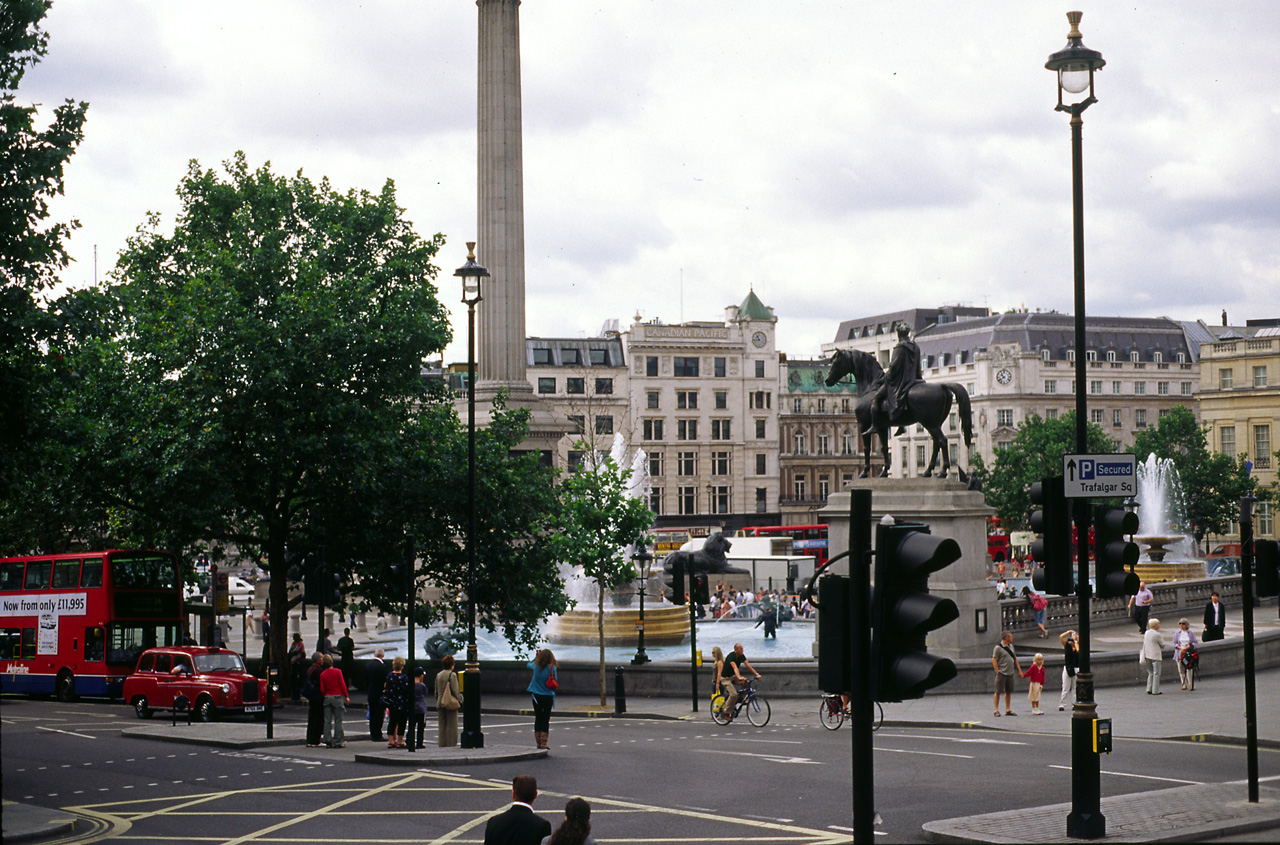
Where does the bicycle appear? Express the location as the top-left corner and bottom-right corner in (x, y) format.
(711, 679), (770, 726)
(819, 693), (883, 731)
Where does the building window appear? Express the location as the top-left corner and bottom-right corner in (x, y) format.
(1086, 350), (1097, 362)
(997, 409), (1013, 428)
(1135, 409), (1147, 429)
(794, 432), (807, 455)
(749, 391), (771, 409)
(1157, 381), (1169, 395)
(1134, 382), (1146, 395)
(1046, 408), (1058, 420)
(714, 357), (726, 378)
(590, 348), (607, 365)
(677, 452), (696, 476)
(1112, 381), (1122, 394)
(1130, 351), (1140, 363)
(711, 420), (732, 440)
(674, 357), (699, 377)
(643, 419), (664, 441)
(533, 348), (552, 365)
(646, 356), (658, 377)
(1221, 426), (1236, 458)
(649, 451), (663, 477)
(842, 432), (854, 455)
(1090, 381), (1102, 394)
(794, 474), (807, 500)
(712, 451), (730, 475)
(1042, 348), (1052, 362)
(1255, 366), (1269, 388)
(755, 360), (765, 378)
(818, 474), (831, 501)
(1113, 409), (1123, 428)
(996, 441), (1012, 451)
(595, 378), (613, 395)
(1106, 350), (1117, 362)
(567, 377), (585, 394)
(1067, 350), (1076, 363)
(916, 445), (927, 467)
(1220, 369), (1234, 389)
(1176, 352), (1186, 364)
(755, 419), (766, 439)
(568, 415), (585, 434)
(562, 348), (580, 365)
(677, 420), (698, 441)
(756, 453), (766, 474)
(793, 397), (803, 413)
(647, 390), (660, 409)
(1255, 425), (1272, 470)
(710, 485), (730, 515)
(842, 398), (851, 413)
(537, 377), (555, 394)
(1154, 351), (1165, 363)
(678, 486), (696, 516)
(595, 415), (614, 435)
(1181, 382), (1192, 395)
(1045, 380), (1057, 394)
(1091, 409), (1104, 424)
(649, 488), (663, 515)
(817, 398), (827, 414)
(756, 488), (767, 513)
(715, 391), (727, 409)
(568, 450), (584, 473)
(677, 390), (698, 409)
(1260, 502), (1274, 535)
(817, 433), (831, 455)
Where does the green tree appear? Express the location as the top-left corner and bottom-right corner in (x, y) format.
(1130, 405), (1256, 551)
(0, 0), (89, 550)
(552, 446), (653, 704)
(982, 412), (1116, 530)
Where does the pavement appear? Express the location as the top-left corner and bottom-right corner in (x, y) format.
(9, 612), (1280, 843)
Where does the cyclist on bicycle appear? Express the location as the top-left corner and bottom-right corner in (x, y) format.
(721, 642), (761, 722)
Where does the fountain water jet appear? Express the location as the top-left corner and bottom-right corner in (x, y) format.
(1132, 453), (1206, 582)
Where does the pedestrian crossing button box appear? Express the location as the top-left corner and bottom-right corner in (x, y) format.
(1093, 718), (1112, 754)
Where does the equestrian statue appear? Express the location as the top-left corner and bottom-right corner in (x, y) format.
(825, 323), (973, 480)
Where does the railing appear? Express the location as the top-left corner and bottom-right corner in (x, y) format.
(1000, 575), (1243, 635)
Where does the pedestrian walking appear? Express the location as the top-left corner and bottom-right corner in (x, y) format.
(528, 649), (558, 751)
(1173, 618), (1199, 691)
(1058, 629), (1080, 711)
(366, 648), (388, 742)
(337, 627), (355, 685)
(1203, 591), (1227, 641)
(412, 667), (429, 749)
(383, 656), (412, 749)
(319, 654), (349, 748)
(541, 797), (597, 845)
(1023, 653), (1046, 715)
(992, 630), (1022, 716)
(1128, 581), (1154, 633)
(304, 652), (325, 747)
(1141, 618), (1165, 695)
(287, 633), (307, 700)
(435, 654), (462, 747)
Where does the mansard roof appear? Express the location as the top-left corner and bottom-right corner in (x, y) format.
(912, 312), (1195, 363)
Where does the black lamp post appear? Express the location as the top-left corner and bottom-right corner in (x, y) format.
(631, 542), (654, 665)
(455, 242), (489, 749)
(1046, 11), (1106, 840)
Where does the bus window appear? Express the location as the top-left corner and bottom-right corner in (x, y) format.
(0, 562), (22, 591)
(85, 627), (105, 662)
(21, 627), (36, 659)
(53, 559), (81, 589)
(0, 628), (19, 659)
(111, 554), (177, 590)
(24, 561), (52, 590)
(81, 558), (103, 588)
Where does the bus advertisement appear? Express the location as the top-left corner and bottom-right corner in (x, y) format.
(736, 524), (829, 566)
(0, 549), (184, 700)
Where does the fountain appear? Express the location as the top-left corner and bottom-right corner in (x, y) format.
(1132, 453), (1206, 582)
(544, 435), (690, 647)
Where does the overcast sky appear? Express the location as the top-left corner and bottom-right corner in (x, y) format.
(21, 1), (1280, 363)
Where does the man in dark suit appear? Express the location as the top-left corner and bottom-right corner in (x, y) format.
(1203, 591), (1227, 641)
(484, 775), (551, 845)
(366, 648), (388, 742)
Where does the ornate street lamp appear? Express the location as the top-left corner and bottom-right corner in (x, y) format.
(631, 542), (654, 665)
(455, 242), (489, 749)
(1047, 12), (1106, 840)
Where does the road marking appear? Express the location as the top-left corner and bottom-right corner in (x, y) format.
(693, 749), (822, 765)
(882, 733), (1028, 746)
(36, 725), (96, 740)
(1048, 765), (1200, 784)
(877, 748), (973, 759)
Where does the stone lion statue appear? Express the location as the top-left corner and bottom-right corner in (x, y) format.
(663, 532), (745, 575)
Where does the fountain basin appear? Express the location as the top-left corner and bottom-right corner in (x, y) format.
(545, 604), (690, 647)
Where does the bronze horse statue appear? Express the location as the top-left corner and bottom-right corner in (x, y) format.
(826, 348), (973, 479)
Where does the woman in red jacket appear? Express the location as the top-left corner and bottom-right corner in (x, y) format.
(319, 654), (349, 748)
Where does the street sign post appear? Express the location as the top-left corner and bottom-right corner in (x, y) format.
(1063, 453), (1137, 499)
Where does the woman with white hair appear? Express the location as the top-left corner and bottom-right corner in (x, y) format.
(1172, 618), (1199, 691)
(1141, 618), (1165, 695)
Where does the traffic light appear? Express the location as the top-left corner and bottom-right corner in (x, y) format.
(661, 557), (685, 604)
(690, 572), (710, 605)
(816, 574), (850, 694)
(1030, 476), (1073, 595)
(1256, 539), (1280, 598)
(872, 522), (960, 702)
(1094, 505), (1140, 599)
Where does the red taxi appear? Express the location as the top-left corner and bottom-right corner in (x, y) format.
(123, 646), (271, 721)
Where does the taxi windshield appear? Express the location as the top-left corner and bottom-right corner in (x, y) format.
(194, 652), (245, 673)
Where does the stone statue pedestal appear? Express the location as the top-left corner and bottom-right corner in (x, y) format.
(819, 478), (998, 660)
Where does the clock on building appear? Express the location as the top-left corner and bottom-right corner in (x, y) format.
(996, 368), (1012, 385)
(752, 331), (768, 348)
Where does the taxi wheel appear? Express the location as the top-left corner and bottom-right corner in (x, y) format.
(195, 696), (216, 722)
(133, 696), (153, 719)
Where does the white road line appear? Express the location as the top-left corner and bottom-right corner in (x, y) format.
(35, 725), (96, 739)
(1048, 764), (1200, 784)
(877, 747), (973, 759)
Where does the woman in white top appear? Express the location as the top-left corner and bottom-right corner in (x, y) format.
(1171, 618), (1199, 691)
(1141, 618), (1165, 695)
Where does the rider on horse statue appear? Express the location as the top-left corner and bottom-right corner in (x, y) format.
(863, 321), (925, 437)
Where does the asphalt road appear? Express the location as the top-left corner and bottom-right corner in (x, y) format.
(6, 695), (1280, 843)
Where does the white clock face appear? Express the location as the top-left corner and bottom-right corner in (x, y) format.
(752, 331), (767, 348)
(996, 368), (1012, 385)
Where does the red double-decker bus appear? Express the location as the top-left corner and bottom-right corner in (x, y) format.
(0, 549), (184, 700)
(736, 524), (829, 566)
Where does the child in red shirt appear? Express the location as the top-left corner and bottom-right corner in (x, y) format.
(1023, 653), (1046, 715)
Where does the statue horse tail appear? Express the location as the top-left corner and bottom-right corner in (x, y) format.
(946, 383), (974, 448)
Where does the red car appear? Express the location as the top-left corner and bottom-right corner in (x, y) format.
(123, 646), (271, 721)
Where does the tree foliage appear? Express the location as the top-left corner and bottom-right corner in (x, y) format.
(980, 412), (1116, 530)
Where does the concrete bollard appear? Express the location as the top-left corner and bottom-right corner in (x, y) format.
(614, 665), (626, 715)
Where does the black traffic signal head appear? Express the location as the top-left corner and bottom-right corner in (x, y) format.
(1030, 476), (1073, 595)
(690, 572), (710, 605)
(1094, 505), (1140, 599)
(816, 574), (850, 694)
(661, 556), (685, 604)
(872, 522), (960, 702)
(1256, 539), (1280, 598)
